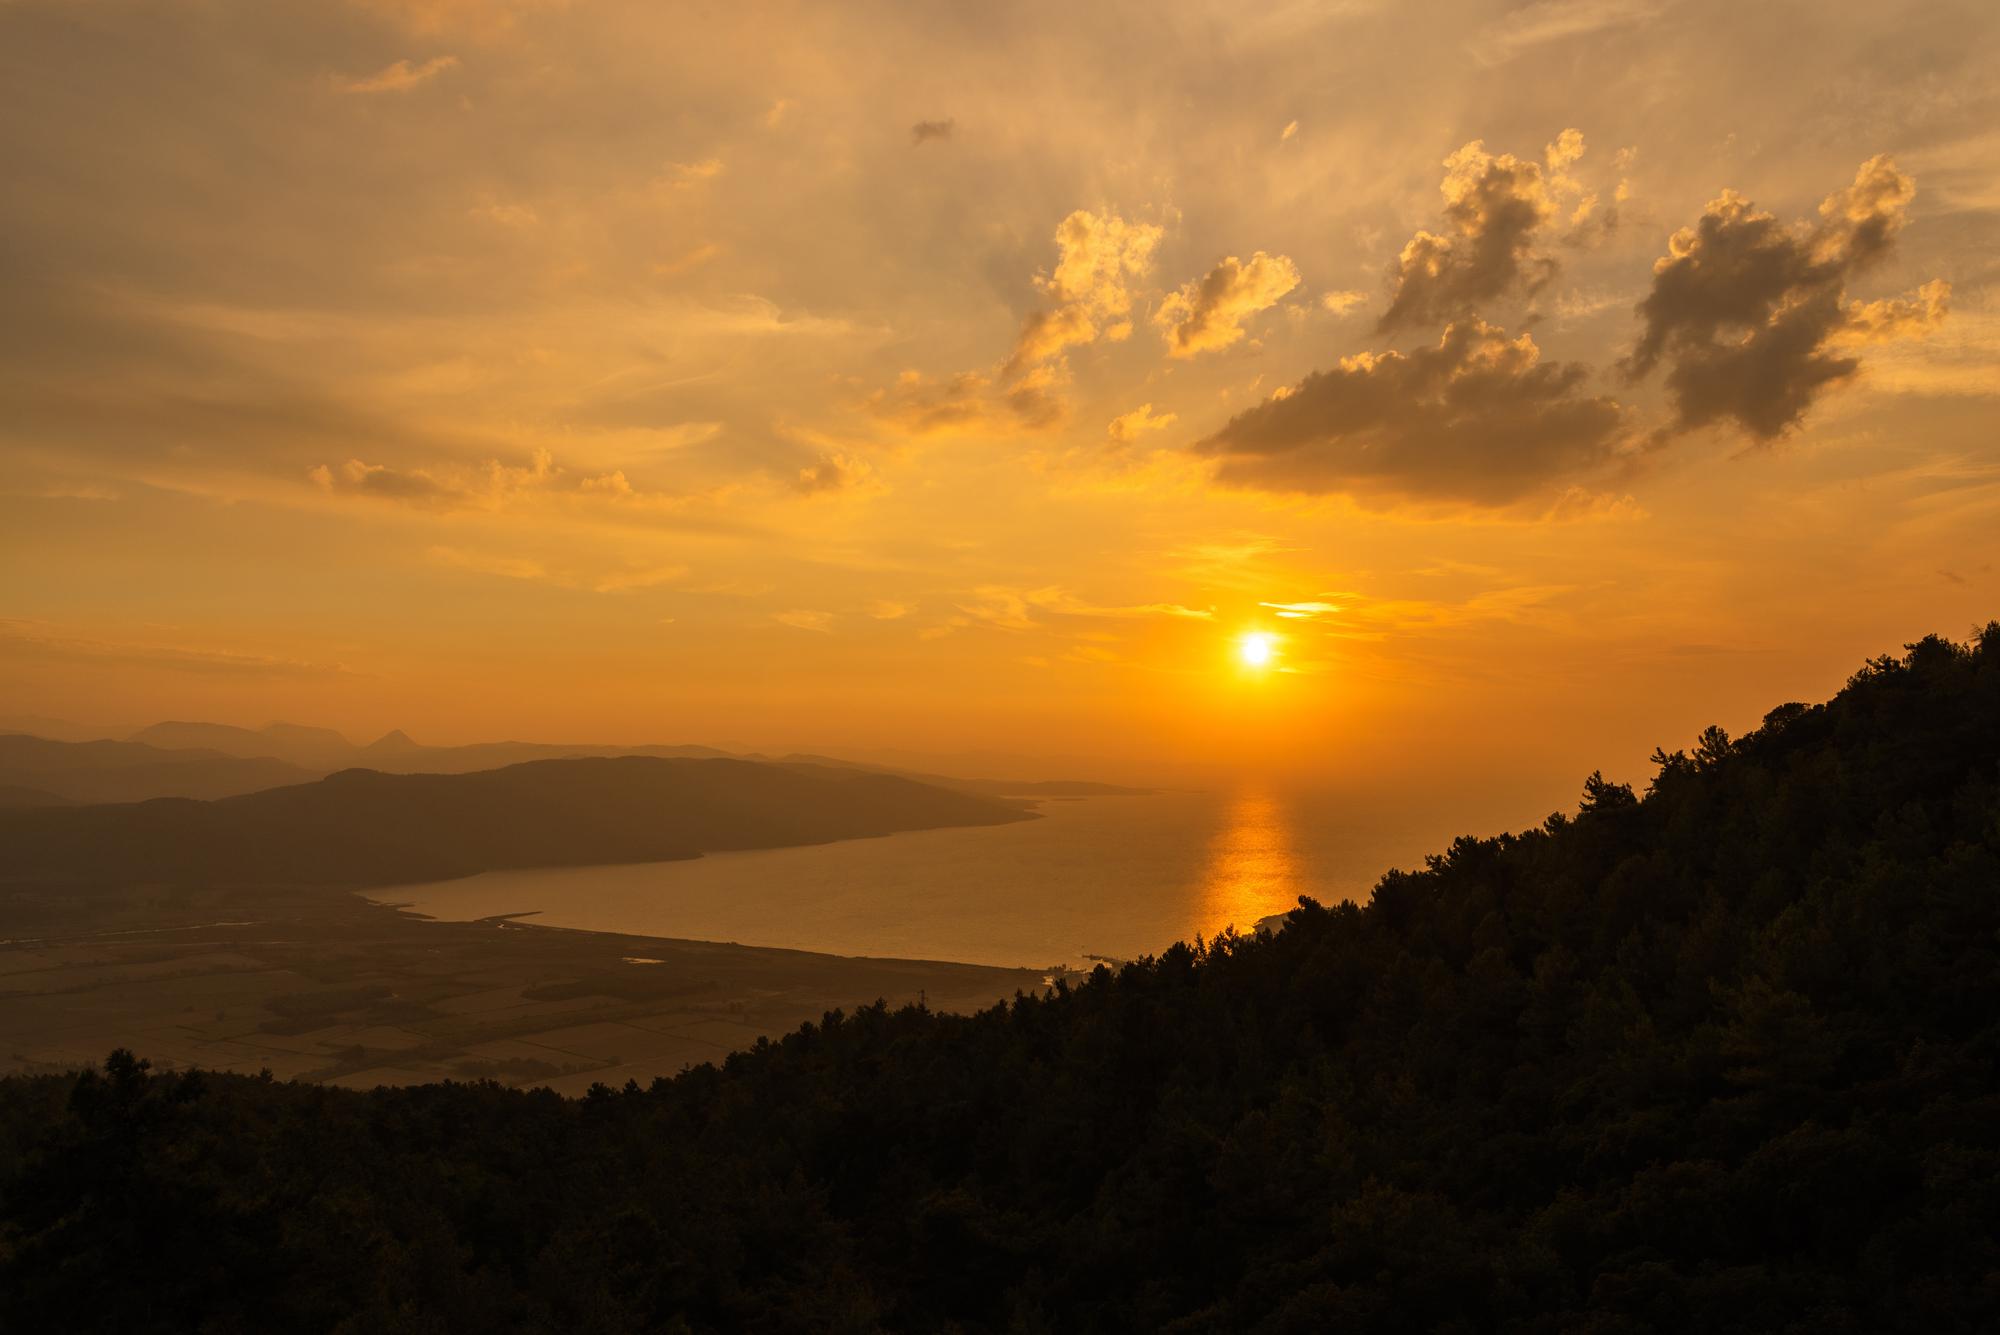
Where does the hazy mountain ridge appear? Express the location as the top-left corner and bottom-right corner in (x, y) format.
(4, 722), (1144, 806)
(0, 755), (1035, 887)
(0, 735), (321, 804)
(3, 629), (1994, 1330)
(122, 720), (740, 776)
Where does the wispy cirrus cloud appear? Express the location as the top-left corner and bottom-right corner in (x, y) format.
(334, 54), (460, 94)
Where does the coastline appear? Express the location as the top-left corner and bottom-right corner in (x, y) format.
(0, 880), (1044, 1096)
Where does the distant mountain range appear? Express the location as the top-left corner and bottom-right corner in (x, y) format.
(0, 735), (320, 805)
(0, 756), (1035, 887)
(123, 720), (737, 775)
(0, 722), (1148, 808)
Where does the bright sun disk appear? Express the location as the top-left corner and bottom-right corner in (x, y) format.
(1237, 631), (1276, 669)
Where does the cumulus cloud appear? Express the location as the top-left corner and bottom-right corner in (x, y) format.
(1107, 403), (1178, 443)
(1624, 156), (1949, 438)
(335, 55), (460, 94)
(1156, 251), (1301, 357)
(1197, 319), (1627, 505)
(1321, 290), (1368, 315)
(910, 118), (955, 145)
(1004, 209), (1162, 379)
(1838, 278), (1952, 345)
(871, 208), (1163, 435)
(1379, 133), (1589, 332)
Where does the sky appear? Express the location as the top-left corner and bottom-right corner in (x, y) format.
(2, 0), (1997, 799)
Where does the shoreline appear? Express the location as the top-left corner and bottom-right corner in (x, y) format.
(0, 880), (1045, 1095)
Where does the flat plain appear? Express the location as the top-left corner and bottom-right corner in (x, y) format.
(0, 880), (1045, 1095)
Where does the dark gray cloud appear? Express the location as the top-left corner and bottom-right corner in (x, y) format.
(1624, 156), (1948, 438)
(1378, 136), (1577, 333)
(1197, 319), (1626, 506)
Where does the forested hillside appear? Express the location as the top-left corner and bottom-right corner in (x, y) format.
(2, 630), (1997, 1332)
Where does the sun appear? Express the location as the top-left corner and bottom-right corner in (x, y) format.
(1237, 631), (1277, 670)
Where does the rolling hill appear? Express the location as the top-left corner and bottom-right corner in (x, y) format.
(0, 755), (1035, 887)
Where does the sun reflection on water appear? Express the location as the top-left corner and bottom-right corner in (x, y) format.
(1195, 788), (1303, 942)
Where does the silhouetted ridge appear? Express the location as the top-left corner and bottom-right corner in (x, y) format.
(0, 755), (1034, 886)
(362, 728), (420, 754)
(0, 733), (320, 803)
(2, 627), (1997, 1331)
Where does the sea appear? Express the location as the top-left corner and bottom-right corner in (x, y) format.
(371, 786), (1531, 970)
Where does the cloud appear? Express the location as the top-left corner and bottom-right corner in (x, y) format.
(1196, 319), (1627, 506)
(872, 208), (1163, 435)
(1320, 290), (1368, 315)
(1624, 156), (1949, 438)
(310, 457), (459, 503)
(774, 610), (834, 632)
(427, 545), (688, 592)
(1835, 278), (1952, 345)
(1260, 600), (1342, 619)
(1471, 0), (1663, 65)
(653, 242), (721, 277)
(334, 55), (460, 94)
(1107, 403), (1178, 443)
(308, 448), (663, 511)
(1280, 120), (1299, 141)
(794, 451), (873, 494)
(350, 0), (570, 39)
(590, 564), (688, 593)
(1003, 209), (1162, 379)
(956, 586), (1212, 630)
(1379, 133), (1587, 333)
(470, 199), (538, 228)
(664, 158), (725, 188)
(0, 619), (348, 679)
(911, 118), (955, 145)
(1156, 252), (1301, 357)
(866, 600), (910, 620)
(865, 370), (1001, 435)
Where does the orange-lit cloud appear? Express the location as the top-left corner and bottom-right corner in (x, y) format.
(1107, 404), (1178, 443)
(1199, 320), (1626, 505)
(1379, 133), (1586, 332)
(1157, 252), (1301, 357)
(335, 54), (460, 94)
(1625, 157), (1947, 438)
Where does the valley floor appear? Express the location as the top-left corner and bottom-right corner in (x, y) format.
(0, 881), (1044, 1095)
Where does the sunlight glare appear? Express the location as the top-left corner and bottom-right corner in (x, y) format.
(1237, 631), (1277, 670)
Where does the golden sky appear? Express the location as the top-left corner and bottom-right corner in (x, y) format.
(2, 0), (1997, 797)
